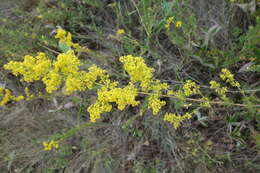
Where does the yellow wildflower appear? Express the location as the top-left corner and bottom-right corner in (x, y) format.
(42, 70), (62, 93)
(182, 80), (200, 96)
(220, 68), (240, 88)
(175, 80), (200, 100)
(88, 83), (139, 122)
(167, 17), (174, 23)
(64, 74), (83, 94)
(0, 88), (25, 106)
(13, 95), (25, 102)
(147, 80), (169, 115)
(64, 66), (108, 95)
(116, 29), (125, 36)
(117, 56), (169, 115)
(0, 88), (12, 106)
(119, 55), (154, 91)
(164, 112), (192, 129)
(55, 28), (66, 41)
(167, 90), (174, 96)
(83, 65), (107, 89)
(165, 17), (174, 30)
(175, 21), (182, 28)
(55, 28), (81, 51)
(209, 80), (227, 98)
(54, 50), (81, 76)
(88, 101), (112, 123)
(148, 95), (166, 115)
(4, 52), (52, 82)
(43, 140), (59, 151)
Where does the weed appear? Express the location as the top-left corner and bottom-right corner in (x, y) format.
(0, 0), (260, 172)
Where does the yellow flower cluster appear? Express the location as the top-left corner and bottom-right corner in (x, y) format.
(116, 29), (125, 36)
(42, 50), (83, 93)
(165, 17), (174, 30)
(176, 80), (200, 100)
(165, 17), (182, 30)
(88, 83), (139, 122)
(0, 88), (24, 106)
(120, 55), (170, 115)
(147, 80), (169, 115)
(54, 50), (81, 75)
(182, 80), (200, 96)
(4, 52), (52, 82)
(119, 55), (154, 91)
(175, 21), (182, 28)
(220, 68), (240, 88)
(4, 50), (107, 95)
(209, 81), (227, 98)
(148, 95), (166, 115)
(3, 28), (203, 129)
(42, 70), (62, 93)
(164, 112), (192, 129)
(43, 140), (59, 151)
(55, 28), (80, 50)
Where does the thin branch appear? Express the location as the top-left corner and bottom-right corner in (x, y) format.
(38, 43), (60, 55)
(139, 91), (260, 108)
(94, 82), (260, 108)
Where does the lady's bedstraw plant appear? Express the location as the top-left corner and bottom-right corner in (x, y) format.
(1, 29), (259, 151)
(2, 29), (192, 128)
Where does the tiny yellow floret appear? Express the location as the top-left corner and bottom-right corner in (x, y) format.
(175, 21), (182, 28)
(165, 17), (174, 30)
(43, 140), (59, 151)
(116, 29), (125, 35)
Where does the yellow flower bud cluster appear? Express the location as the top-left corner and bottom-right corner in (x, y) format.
(120, 55), (169, 115)
(4, 52), (52, 82)
(176, 80), (200, 100)
(182, 80), (200, 96)
(116, 29), (125, 36)
(55, 28), (80, 50)
(175, 21), (182, 28)
(209, 81), (227, 99)
(0, 88), (24, 106)
(88, 83), (139, 122)
(164, 17), (182, 30)
(42, 140), (59, 151)
(119, 55), (154, 91)
(147, 80), (169, 115)
(165, 17), (174, 30)
(6, 30), (238, 131)
(220, 68), (240, 88)
(4, 51), (107, 95)
(164, 112), (192, 129)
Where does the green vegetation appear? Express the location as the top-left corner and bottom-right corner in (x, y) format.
(0, 0), (259, 172)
